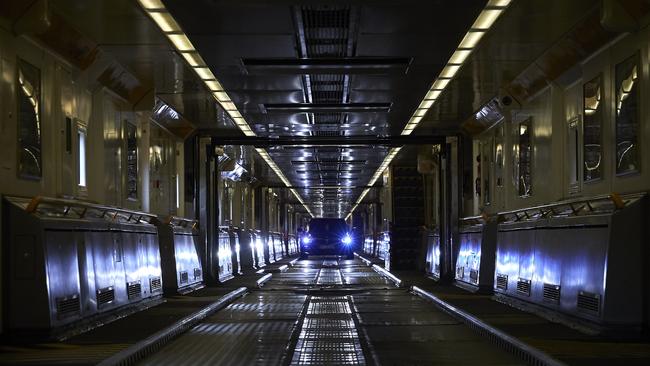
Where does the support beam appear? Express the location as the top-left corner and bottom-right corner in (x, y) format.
(209, 135), (446, 147)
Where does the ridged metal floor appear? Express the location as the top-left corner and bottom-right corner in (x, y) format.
(138, 258), (523, 365)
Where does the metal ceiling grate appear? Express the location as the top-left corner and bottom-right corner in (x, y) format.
(301, 6), (351, 58)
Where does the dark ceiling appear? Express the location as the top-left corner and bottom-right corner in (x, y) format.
(164, 0), (486, 217)
(42, 0), (608, 218)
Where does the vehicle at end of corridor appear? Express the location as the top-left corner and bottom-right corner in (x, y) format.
(300, 218), (355, 259)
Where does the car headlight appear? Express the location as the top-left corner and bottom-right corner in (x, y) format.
(302, 236), (312, 245)
(342, 233), (352, 245)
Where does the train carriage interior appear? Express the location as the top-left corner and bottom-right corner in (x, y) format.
(1, 0), (650, 365)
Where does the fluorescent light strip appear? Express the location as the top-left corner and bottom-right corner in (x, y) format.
(349, 2), (511, 218)
(138, 0), (312, 217)
(399, 1), (511, 136)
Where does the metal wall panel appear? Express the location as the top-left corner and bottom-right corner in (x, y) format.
(494, 194), (646, 329)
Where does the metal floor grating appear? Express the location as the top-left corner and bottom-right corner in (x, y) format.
(291, 296), (366, 365)
(316, 266), (343, 285)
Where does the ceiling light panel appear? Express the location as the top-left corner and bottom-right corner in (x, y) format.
(137, 0), (312, 216)
(348, 2), (511, 218)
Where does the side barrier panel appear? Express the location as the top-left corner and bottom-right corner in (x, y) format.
(494, 193), (646, 330)
(3, 196), (163, 336)
(156, 217), (203, 295)
(455, 218), (497, 293)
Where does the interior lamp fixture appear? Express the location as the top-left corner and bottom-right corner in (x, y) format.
(137, 0), (312, 217)
(400, 0), (511, 137)
(347, 0), (511, 219)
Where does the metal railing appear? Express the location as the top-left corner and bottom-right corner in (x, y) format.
(496, 192), (645, 224)
(8, 195), (157, 224)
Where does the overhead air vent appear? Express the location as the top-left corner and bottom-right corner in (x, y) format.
(263, 103), (391, 113)
(314, 113), (343, 124)
(97, 287), (115, 306)
(516, 279), (531, 297)
(150, 277), (162, 293)
(543, 283), (561, 304)
(127, 281), (142, 300)
(577, 291), (600, 314)
(496, 274), (508, 291)
(56, 294), (80, 319)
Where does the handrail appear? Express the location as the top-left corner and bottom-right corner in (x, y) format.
(460, 214), (488, 226)
(496, 192), (645, 223)
(20, 195), (156, 224)
(163, 216), (198, 230)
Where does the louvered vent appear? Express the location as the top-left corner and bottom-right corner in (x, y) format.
(577, 291), (600, 314)
(56, 294), (80, 319)
(455, 266), (464, 279)
(194, 268), (202, 280)
(469, 269), (479, 284)
(516, 279), (531, 296)
(150, 277), (162, 293)
(179, 271), (189, 284)
(127, 281), (142, 300)
(314, 130), (343, 137)
(97, 287), (115, 306)
(496, 274), (508, 291)
(543, 283), (561, 304)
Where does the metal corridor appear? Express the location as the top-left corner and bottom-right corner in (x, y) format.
(137, 258), (522, 365)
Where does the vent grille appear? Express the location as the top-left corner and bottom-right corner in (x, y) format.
(496, 274), (508, 291)
(516, 279), (531, 296)
(469, 269), (479, 284)
(127, 281), (142, 300)
(97, 287), (115, 306)
(543, 283), (561, 304)
(179, 271), (189, 284)
(314, 130), (343, 137)
(313, 113), (342, 124)
(455, 266), (464, 279)
(56, 294), (80, 319)
(194, 268), (202, 280)
(150, 277), (162, 293)
(577, 291), (600, 314)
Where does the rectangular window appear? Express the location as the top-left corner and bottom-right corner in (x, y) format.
(615, 53), (640, 175)
(65, 117), (72, 154)
(583, 75), (603, 181)
(78, 126), (87, 187)
(518, 118), (532, 197)
(175, 174), (180, 209)
(125, 122), (138, 200)
(567, 116), (580, 194)
(495, 125), (504, 188)
(481, 139), (492, 206)
(17, 59), (42, 179)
